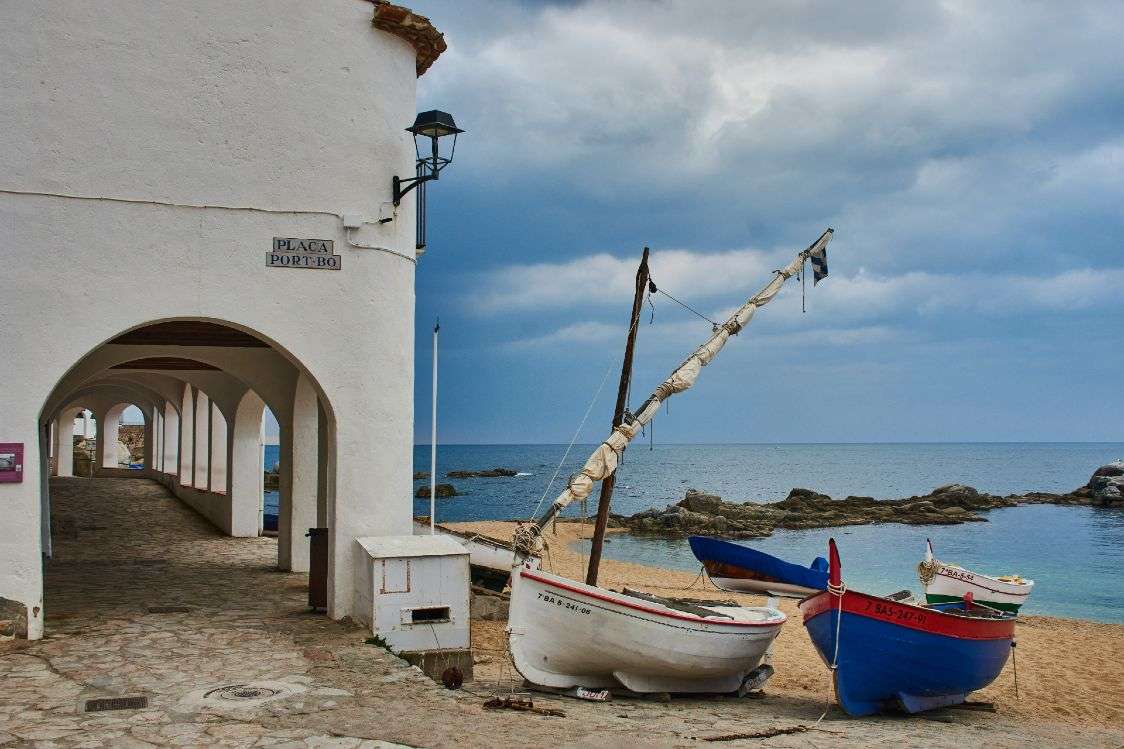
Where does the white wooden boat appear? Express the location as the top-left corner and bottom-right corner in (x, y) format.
(508, 231), (834, 695)
(918, 539), (1033, 613)
(508, 564), (785, 693)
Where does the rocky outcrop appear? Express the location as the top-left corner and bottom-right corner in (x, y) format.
(1088, 460), (1124, 505)
(416, 483), (457, 499)
(623, 481), (1099, 540)
(0, 596), (28, 639)
(118, 425), (146, 462)
(446, 468), (518, 479)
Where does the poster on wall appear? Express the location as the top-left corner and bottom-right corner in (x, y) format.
(0, 443), (24, 483)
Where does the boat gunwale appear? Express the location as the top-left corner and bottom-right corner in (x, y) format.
(799, 588), (1016, 641)
(930, 564), (1034, 596)
(519, 568), (787, 629)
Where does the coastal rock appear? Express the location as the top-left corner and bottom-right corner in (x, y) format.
(932, 483), (979, 497)
(1088, 461), (1124, 506)
(1090, 460), (1124, 480)
(413, 471), (429, 481)
(786, 488), (833, 502)
(446, 467), (518, 479)
(622, 482), (1058, 539)
(415, 483), (457, 499)
(679, 489), (722, 514)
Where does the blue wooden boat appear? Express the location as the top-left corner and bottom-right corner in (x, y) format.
(688, 536), (828, 596)
(799, 538), (1016, 716)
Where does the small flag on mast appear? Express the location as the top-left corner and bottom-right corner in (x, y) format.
(808, 228), (832, 285)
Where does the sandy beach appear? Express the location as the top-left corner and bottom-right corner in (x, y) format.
(452, 519), (1124, 733)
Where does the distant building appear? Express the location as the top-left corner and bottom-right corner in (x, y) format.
(0, 1), (447, 639)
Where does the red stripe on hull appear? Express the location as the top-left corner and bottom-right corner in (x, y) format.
(519, 569), (786, 628)
(800, 589), (1014, 640)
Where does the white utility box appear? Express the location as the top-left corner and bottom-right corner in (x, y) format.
(354, 535), (470, 652)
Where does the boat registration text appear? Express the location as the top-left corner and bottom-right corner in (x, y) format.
(538, 592), (592, 616)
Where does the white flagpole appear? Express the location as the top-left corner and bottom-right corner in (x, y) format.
(429, 319), (439, 535)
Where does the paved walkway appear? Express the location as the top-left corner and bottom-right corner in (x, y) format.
(1, 478), (1119, 748)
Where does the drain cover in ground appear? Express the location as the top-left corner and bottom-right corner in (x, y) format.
(205, 684), (283, 702)
(178, 680), (308, 712)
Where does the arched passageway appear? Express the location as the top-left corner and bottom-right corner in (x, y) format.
(32, 319), (352, 640)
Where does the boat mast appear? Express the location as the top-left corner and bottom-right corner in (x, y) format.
(429, 318), (439, 535)
(513, 228), (833, 561)
(586, 247), (650, 586)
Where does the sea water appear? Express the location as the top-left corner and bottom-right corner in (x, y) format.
(267, 442), (1124, 622)
(412, 443), (1124, 623)
(572, 505), (1124, 623)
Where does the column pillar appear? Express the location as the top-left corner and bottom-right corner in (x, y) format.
(145, 410), (156, 473)
(193, 392), (210, 488)
(54, 415), (75, 477)
(179, 388), (193, 485)
(93, 409), (109, 471)
(230, 390), (265, 537)
(281, 374), (318, 572)
(163, 402), (179, 476)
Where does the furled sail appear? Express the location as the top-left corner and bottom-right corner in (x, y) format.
(514, 229), (833, 557)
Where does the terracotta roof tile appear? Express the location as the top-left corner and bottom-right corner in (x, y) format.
(369, 1), (447, 76)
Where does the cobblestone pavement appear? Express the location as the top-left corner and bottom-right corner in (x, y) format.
(1, 478), (1119, 748)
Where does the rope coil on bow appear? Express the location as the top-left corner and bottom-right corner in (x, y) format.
(917, 559), (940, 586)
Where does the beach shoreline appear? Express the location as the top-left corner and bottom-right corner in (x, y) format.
(451, 519), (1124, 731)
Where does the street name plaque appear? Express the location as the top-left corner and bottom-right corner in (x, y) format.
(267, 237), (341, 270)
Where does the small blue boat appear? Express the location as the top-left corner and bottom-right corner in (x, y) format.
(688, 536), (828, 596)
(799, 538), (1016, 716)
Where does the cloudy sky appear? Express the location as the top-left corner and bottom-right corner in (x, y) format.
(407, 0), (1123, 444)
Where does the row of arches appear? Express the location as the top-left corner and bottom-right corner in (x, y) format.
(38, 320), (336, 594)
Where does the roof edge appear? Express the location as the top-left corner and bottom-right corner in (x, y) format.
(369, 1), (447, 77)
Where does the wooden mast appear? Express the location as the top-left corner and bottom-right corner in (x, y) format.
(586, 247), (650, 586)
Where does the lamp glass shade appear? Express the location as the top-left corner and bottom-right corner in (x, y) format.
(407, 110), (463, 138)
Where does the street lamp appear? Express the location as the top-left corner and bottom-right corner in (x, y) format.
(392, 110), (463, 206)
(392, 110), (462, 252)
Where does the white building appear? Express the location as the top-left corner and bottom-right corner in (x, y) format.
(0, 0), (449, 639)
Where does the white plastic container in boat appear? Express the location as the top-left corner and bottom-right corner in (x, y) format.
(507, 564), (785, 694)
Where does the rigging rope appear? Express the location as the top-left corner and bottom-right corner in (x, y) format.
(650, 282), (720, 330)
(527, 360), (616, 522)
(1012, 640), (1019, 699)
(814, 581), (847, 725)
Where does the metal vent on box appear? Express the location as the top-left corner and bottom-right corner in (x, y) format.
(410, 606), (450, 623)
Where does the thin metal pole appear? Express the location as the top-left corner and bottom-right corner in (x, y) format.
(586, 247), (649, 586)
(429, 319), (439, 534)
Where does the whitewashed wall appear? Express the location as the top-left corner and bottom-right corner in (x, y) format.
(0, 0), (424, 637)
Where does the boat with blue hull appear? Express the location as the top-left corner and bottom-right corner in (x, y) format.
(688, 536), (828, 596)
(799, 538), (1016, 716)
